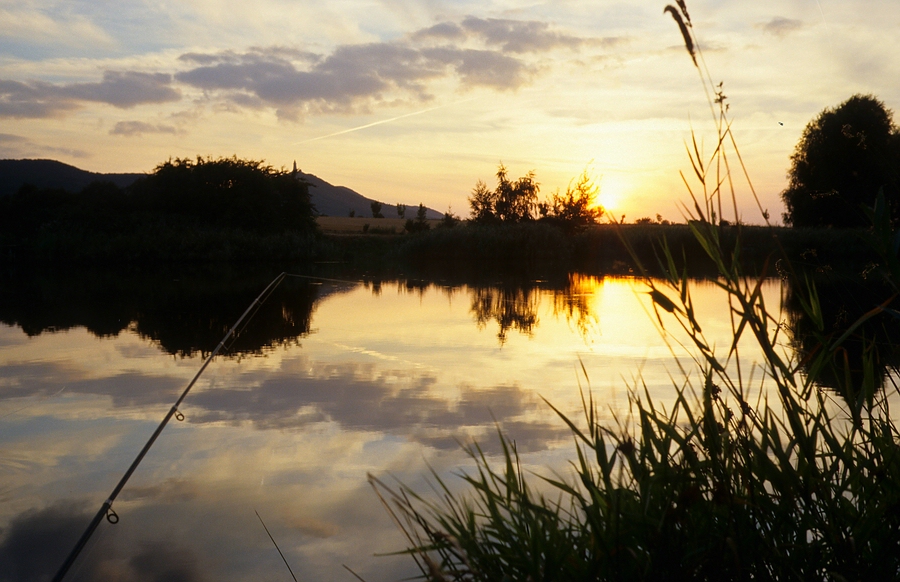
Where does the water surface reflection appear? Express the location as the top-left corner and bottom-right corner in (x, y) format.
(0, 268), (784, 581)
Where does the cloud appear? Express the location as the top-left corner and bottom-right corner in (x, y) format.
(0, 71), (181, 119)
(0, 361), (182, 407)
(412, 21), (465, 42)
(183, 359), (569, 449)
(0, 79), (80, 118)
(0, 133), (90, 158)
(413, 16), (599, 53)
(1, 16), (604, 122)
(173, 15), (607, 120)
(0, 503), (213, 582)
(110, 121), (181, 137)
(0, 6), (114, 47)
(459, 16), (587, 53)
(0, 502), (94, 582)
(759, 17), (804, 38)
(175, 42), (528, 120)
(423, 47), (533, 90)
(0, 359), (567, 451)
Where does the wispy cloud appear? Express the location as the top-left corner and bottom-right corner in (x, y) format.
(758, 17), (804, 38)
(0, 132), (90, 158)
(110, 121), (182, 137)
(413, 16), (624, 52)
(0, 6), (114, 47)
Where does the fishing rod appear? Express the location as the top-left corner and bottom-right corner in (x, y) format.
(52, 271), (288, 582)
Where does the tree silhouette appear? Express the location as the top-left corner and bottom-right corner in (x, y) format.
(781, 94), (900, 227)
(405, 203), (431, 233)
(494, 164), (539, 222)
(468, 179), (496, 223)
(131, 156), (316, 233)
(370, 200), (384, 218)
(539, 169), (604, 229)
(467, 164), (539, 223)
(396, 203), (406, 219)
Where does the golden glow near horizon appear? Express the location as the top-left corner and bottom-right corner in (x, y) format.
(2, 1), (899, 223)
(0, 276), (789, 580)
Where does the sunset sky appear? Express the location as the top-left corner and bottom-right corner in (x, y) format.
(2, 0), (898, 222)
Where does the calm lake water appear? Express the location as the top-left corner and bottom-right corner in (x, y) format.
(0, 268), (785, 581)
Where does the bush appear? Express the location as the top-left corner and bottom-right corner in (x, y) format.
(781, 94), (900, 228)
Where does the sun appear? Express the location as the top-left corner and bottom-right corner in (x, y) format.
(596, 175), (626, 218)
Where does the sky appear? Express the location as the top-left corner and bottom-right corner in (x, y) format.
(2, 1), (899, 223)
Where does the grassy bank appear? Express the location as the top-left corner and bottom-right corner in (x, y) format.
(391, 221), (877, 277)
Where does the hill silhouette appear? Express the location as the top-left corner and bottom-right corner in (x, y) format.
(0, 159), (143, 196)
(0, 158), (443, 219)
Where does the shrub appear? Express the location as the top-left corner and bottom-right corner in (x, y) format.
(782, 94), (900, 228)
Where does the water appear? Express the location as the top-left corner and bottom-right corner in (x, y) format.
(0, 268), (785, 581)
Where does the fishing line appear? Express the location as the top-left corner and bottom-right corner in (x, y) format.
(52, 271), (379, 580)
(52, 272), (289, 582)
(0, 385), (67, 420)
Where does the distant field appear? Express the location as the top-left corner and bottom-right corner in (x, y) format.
(317, 216), (442, 234)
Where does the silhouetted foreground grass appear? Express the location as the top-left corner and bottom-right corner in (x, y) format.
(369, 4), (900, 579)
(372, 235), (900, 579)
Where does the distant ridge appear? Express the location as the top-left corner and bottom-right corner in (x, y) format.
(0, 159), (143, 196)
(297, 170), (443, 219)
(0, 159), (443, 219)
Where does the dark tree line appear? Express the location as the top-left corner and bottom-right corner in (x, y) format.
(126, 156), (316, 232)
(782, 94), (900, 228)
(0, 156), (318, 261)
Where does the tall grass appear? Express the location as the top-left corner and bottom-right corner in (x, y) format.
(369, 3), (900, 580)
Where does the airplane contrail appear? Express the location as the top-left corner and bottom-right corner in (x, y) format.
(293, 98), (476, 145)
(814, 0), (829, 30)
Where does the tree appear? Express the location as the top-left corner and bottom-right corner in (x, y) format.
(440, 206), (459, 228)
(468, 179), (497, 223)
(405, 203), (431, 233)
(781, 94), (900, 227)
(415, 203), (428, 223)
(370, 200), (384, 218)
(131, 156), (316, 233)
(494, 164), (538, 222)
(396, 203), (406, 219)
(467, 164), (539, 223)
(540, 170), (604, 229)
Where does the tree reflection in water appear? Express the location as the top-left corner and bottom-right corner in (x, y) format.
(470, 285), (540, 344)
(785, 272), (900, 401)
(0, 265), (325, 357)
(357, 272), (603, 345)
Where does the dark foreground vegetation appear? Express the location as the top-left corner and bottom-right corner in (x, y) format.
(369, 3), (900, 580)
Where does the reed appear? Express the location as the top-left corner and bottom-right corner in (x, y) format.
(370, 3), (900, 580)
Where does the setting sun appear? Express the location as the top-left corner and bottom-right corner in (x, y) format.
(595, 175), (627, 219)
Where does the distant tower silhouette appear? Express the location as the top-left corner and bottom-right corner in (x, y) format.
(292, 160), (298, 177)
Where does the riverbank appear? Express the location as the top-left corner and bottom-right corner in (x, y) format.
(2, 215), (881, 281)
